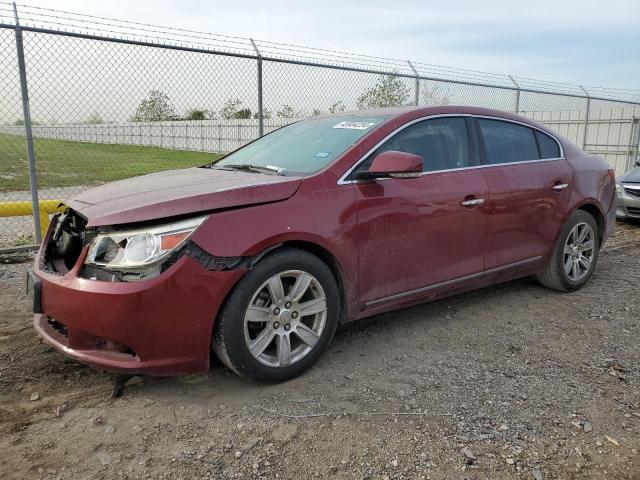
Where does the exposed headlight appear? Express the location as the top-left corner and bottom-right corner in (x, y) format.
(85, 215), (207, 270)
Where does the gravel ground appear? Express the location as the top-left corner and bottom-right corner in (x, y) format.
(1, 223), (639, 480)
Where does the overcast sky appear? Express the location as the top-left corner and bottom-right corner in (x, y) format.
(17, 0), (640, 91)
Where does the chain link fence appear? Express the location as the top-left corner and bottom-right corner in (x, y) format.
(1, 2), (639, 248)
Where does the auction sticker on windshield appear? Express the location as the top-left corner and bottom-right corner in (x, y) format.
(333, 121), (376, 129)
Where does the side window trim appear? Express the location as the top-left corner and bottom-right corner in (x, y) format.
(348, 116), (471, 179)
(473, 115), (564, 165)
(476, 117), (540, 165)
(338, 114), (565, 184)
(473, 116), (565, 167)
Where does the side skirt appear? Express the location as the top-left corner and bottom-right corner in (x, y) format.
(362, 256), (542, 310)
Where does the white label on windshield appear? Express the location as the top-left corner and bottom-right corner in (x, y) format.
(333, 121), (376, 130)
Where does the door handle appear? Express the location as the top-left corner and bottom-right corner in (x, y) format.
(460, 198), (485, 207)
(552, 183), (569, 191)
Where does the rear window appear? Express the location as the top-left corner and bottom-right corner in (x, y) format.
(535, 130), (561, 159)
(479, 119), (539, 164)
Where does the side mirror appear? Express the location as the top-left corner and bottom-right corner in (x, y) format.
(355, 150), (423, 181)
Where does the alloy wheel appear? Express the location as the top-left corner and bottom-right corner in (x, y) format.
(243, 270), (327, 368)
(563, 222), (595, 282)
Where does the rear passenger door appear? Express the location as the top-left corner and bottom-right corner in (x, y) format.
(475, 117), (572, 271)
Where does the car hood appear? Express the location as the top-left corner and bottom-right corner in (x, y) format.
(621, 167), (640, 183)
(67, 167), (302, 227)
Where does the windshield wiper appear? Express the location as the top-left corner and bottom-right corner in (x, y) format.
(221, 164), (282, 175)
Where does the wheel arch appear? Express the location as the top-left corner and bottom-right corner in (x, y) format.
(265, 240), (348, 323)
(576, 202), (605, 242)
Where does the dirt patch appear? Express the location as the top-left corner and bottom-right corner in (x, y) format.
(1, 224), (639, 479)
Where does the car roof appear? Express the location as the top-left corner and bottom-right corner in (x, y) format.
(329, 105), (558, 137)
(334, 105), (522, 121)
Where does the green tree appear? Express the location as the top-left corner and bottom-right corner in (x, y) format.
(356, 74), (409, 109)
(311, 108), (322, 117)
(235, 108), (252, 119)
(328, 101), (346, 114)
(220, 98), (242, 119)
(132, 90), (176, 122)
(277, 105), (297, 119)
(86, 113), (104, 124)
(253, 109), (272, 120)
(185, 109), (210, 120)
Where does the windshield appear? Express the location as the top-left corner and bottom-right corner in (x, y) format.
(214, 115), (385, 176)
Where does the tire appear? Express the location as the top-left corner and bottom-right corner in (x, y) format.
(212, 247), (340, 381)
(537, 210), (600, 292)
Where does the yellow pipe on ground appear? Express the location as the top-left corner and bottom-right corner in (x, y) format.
(0, 200), (66, 237)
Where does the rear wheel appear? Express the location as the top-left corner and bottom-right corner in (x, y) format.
(212, 248), (339, 381)
(537, 210), (600, 292)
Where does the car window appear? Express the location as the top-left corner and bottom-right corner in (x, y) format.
(535, 130), (561, 159)
(363, 117), (470, 173)
(216, 115), (385, 176)
(478, 118), (539, 164)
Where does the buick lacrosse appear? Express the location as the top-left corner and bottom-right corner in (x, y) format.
(29, 106), (616, 381)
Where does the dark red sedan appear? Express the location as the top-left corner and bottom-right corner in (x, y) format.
(29, 106), (616, 381)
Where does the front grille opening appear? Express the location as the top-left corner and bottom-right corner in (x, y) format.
(627, 207), (640, 215)
(624, 188), (640, 199)
(44, 209), (88, 274)
(94, 337), (136, 357)
(48, 318), (68, 338)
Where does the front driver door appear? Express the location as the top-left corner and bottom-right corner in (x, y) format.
(350, 117), (489, 309)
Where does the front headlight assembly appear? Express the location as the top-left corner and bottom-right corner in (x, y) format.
(85, 215), (208, 273)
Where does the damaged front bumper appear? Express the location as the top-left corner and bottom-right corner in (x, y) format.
(31, 213), (247, 375)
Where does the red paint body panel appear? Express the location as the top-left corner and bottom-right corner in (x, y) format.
(368, 150), (423, 174)
(482, 159), (573, 269)
(67, 167), (302, 227)
(33, 226), (245, 374)
(353, 169), (488, 306)
(32, 106), (617, 376)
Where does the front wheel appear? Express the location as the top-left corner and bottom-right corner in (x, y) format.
(537, 210), (600, 292)
(212, 248), (340, 381)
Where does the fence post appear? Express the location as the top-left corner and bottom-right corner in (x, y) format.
(509, 75), (520, 114)
(636, 117), (640, 166)
(13, 3), (42, 243)
(407, 61), (419, 106)
(579, 85), (591, 150)
(630, 116), (640, 170)
(250, 39), (264, 137)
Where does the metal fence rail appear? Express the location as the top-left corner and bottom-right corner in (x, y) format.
(1, 1), (639, 247)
